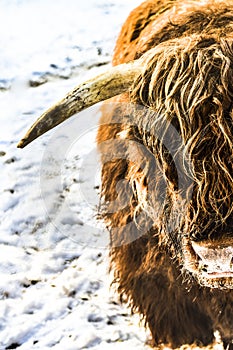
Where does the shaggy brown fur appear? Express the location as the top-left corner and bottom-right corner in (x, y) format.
(97, 0), (233, 348)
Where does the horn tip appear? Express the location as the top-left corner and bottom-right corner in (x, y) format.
(17, 138), (29, 148)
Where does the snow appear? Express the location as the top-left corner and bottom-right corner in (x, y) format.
(0, 1), (225, 349)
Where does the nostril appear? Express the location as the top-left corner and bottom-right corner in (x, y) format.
(201, 265), (208, 273)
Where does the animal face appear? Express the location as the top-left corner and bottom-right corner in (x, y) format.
(127, 35), (233, 289)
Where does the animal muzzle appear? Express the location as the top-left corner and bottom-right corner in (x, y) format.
(182, 237), (233, 289)
(191, 241), (233, 279)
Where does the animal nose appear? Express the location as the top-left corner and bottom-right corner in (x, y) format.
(191, 241), (233, 273)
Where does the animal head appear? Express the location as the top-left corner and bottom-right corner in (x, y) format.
(18, 4), (233, 290)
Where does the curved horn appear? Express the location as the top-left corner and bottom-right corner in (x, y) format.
(17, 60), (141, 148)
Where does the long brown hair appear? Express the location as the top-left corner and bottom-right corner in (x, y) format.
(130, 35), (233, 239)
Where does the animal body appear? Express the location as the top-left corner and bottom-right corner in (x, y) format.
(18, 0), (233, 348)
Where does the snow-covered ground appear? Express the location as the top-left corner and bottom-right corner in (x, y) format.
(0, 1), (226, 349)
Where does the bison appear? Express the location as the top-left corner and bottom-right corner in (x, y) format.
(18, 0), (233, 348)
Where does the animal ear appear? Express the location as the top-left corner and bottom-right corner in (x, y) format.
(17, 60), (142, 148)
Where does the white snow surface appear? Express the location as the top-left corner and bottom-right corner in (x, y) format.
(0, 1), (225, 349)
